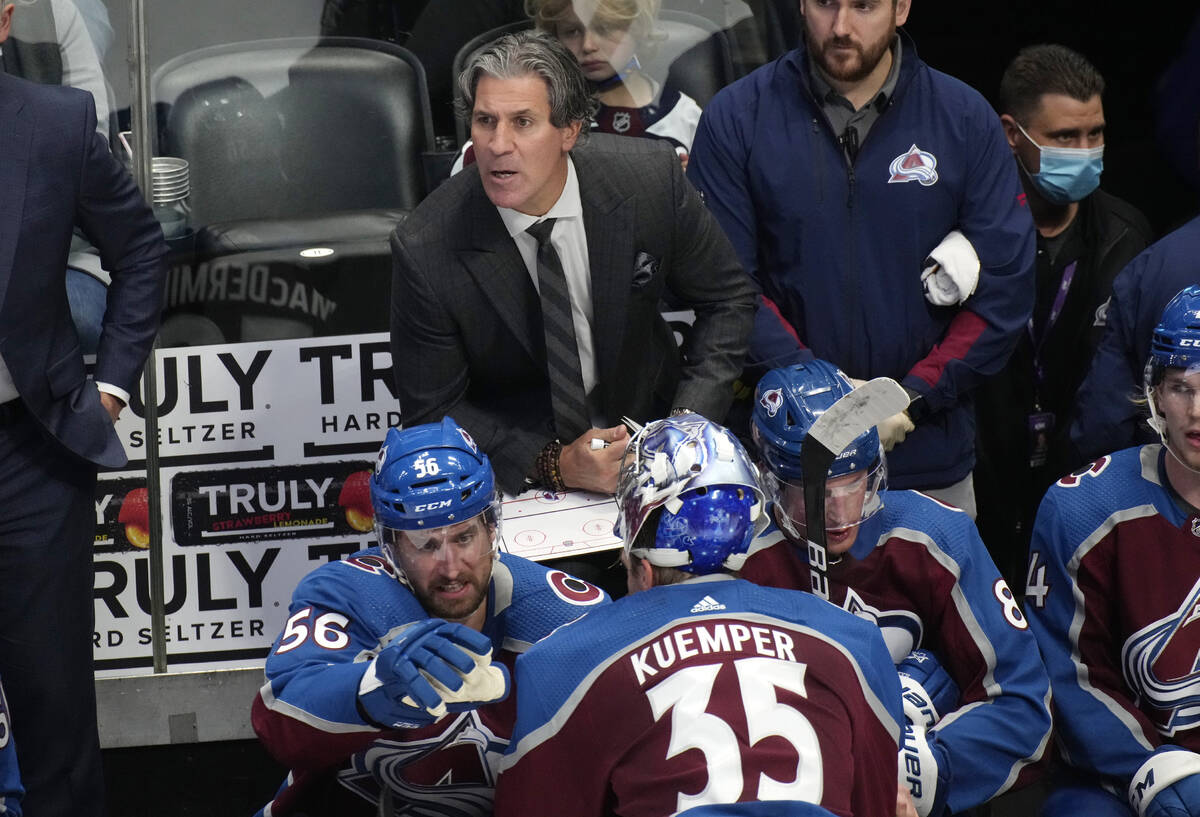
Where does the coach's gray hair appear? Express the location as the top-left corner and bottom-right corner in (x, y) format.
(456, 30), (598, 140)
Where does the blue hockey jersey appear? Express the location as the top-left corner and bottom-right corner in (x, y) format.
(1026, 446), (1200, 788)
(252, 548), (608, 816)
(0, 677), (21, 817)
(494, 576), (902, 817)
(741, 490), (1052, 813)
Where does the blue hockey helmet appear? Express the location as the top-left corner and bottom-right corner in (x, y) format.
(614, 413), (767, 575)
(750, 361), (886, 537)
(1146, 285), (1200, 387)
(371, 418), (500, 582)
(1145, 286), (1200, 447)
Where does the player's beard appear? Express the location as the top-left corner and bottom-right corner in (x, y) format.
(806, 24), (895, 84)
(413, 574), (489, 624)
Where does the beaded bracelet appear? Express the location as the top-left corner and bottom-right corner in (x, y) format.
(537, 439), (566, 492)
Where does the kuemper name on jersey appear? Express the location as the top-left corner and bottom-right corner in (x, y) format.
(631, 622), (798, 685)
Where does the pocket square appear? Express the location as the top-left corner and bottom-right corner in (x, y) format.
(632, 251), (660, 288)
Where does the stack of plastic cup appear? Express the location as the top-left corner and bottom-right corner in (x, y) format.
(151, 156), (191, 239)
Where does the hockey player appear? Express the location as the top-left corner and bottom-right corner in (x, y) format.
(1025, 286), (1200, 817)
(0, 676), (22, 817)
(493, 414), (906, 817)
(251, 418), (609, 816)
(743, 360), (1053, 817)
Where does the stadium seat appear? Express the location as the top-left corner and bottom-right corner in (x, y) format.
(152, 38), (430, 344)
(154, 36), (434, 228)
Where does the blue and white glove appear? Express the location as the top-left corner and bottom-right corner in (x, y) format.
(896, 651), (956, 817)
(899, 719), (949, 817)
(897, 649), (960, 730)
(1128, 747), (1200, 817)
(358, 619), (510, 728)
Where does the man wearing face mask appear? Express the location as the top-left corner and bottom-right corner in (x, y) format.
(973, 44), (1153, 586)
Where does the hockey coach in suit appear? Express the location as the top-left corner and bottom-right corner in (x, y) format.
(391, 31), (755, 497)
(0, 72), (167, 816)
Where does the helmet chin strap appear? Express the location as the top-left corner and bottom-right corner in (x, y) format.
(1147, 386), (1200, 478)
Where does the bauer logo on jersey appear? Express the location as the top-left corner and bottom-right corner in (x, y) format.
(888, 144), (939, 186)
(1121, 576), (1200, 735)
(759, 388), (784, 418)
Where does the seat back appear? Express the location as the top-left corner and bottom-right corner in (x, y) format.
(154, 37), (434, 228)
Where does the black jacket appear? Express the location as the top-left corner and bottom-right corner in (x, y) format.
(974, 188), (1153, 582)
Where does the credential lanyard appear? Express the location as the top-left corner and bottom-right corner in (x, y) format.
(1028, 260), (1077, 388)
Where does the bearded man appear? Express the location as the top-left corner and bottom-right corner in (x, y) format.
(687, 0), (1035, 519)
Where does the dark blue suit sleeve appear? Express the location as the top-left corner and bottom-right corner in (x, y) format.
(688, 95), (811, 370)
(72, 93), (168, 395)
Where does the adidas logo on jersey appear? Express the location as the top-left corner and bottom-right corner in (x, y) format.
(690, 595), (726, 613)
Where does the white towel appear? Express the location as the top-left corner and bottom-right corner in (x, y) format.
(921, 230), (980, 306)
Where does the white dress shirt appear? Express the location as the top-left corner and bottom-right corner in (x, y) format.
(0, 351), (129, 407)
(495, 158), (601, 426)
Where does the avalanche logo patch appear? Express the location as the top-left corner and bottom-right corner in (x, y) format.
(759, 388), (784, 418)
(546, 570), (606, 606)
(1121, 576), (1200, 735)
(843, 587), (924, 664)
(338, 711), (506, 816)
(458, 427), (478, 454)
(888, 144), (939, 186)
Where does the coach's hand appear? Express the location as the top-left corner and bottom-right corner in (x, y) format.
(559, 425), (629, 495)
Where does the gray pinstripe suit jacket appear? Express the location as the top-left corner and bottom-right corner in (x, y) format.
(390, 134), (755, 492)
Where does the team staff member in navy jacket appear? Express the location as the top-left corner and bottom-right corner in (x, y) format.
(687, 0), (1035, 513)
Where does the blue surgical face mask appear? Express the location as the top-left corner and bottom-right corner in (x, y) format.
(1015, 122), (1104, 205)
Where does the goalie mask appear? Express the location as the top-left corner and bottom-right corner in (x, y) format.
(750, 361), (887, 542)
(1145, 285), (1200, 467)
(614, 414), (767, 575)
(371, 418), (501, 591)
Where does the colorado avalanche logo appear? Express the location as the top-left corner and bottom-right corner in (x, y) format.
(338, 711), (508, 816)
(759, 388), (784, 418)
(376, 444), (389, 474)
(612, 111), (631, 133)
(1121, 577), (1200, 735)
(888, 144), (939, 186)
(843, 587), (924, 663)
(458, 427), (478, 454)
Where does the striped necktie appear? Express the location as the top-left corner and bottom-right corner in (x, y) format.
(526, 218), (589, 441)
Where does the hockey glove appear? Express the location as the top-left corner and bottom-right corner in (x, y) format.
(358, 619), (507, 728)
(897, 650), (961, 729)
(1128, 746), (1200, 817)
(426, 625), (510, 712)
(848, 377), (914, 451)
(898, 720), (949, 817)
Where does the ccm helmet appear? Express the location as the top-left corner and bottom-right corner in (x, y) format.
(1145, 285), (1200, 446)
(750, 360), (886, 536)
(371, 418), (500, 584)
(614, 413), (767, 575)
